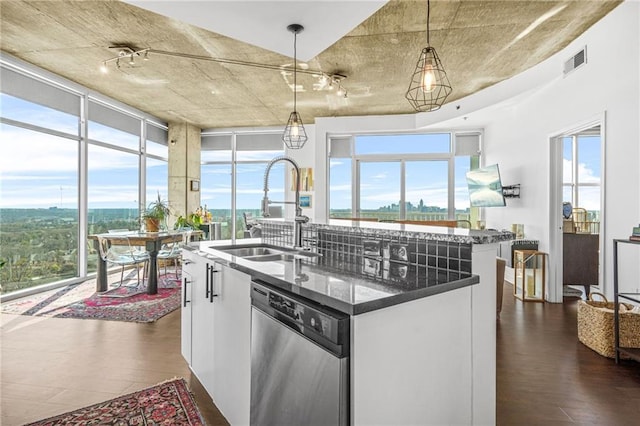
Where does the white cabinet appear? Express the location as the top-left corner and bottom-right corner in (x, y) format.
(181, 250), (217, 396)
(181, 250), (251, 426)
(212, 264), (251, 426)
(351, 286), (473, 425)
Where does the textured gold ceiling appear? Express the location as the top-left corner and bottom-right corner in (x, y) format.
(0, 0), (622, 129)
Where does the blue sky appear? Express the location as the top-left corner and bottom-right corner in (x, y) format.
(1, 93), (601, 214)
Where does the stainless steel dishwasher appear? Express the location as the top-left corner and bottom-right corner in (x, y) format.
(250, 280), (350, 426)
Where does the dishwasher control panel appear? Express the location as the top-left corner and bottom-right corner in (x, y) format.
(269, 292), (332, 338)
(250, 280), (349, 357)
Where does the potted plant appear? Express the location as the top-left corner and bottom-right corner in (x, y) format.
(174, 213), (203, 230)
(142, 192), (171, 232)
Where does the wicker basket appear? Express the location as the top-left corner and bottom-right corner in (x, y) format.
(577, 292), (640, 359)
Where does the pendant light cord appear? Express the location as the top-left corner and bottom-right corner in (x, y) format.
(427, 0), (431, 46)
(293, 30), (297, 112)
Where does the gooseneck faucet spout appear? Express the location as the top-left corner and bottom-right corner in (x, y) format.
(262, 156), (309, 248)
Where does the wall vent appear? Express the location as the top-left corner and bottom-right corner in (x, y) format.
(563, 46), (587, 76)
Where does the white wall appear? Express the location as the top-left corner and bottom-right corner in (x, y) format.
(286, 124), (317, 221)
(482, 1), (640, 298)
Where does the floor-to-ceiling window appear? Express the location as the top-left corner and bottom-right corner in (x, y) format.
(201, 132), (284, 239)
(201, 134), (233, 239)
(87, 100), (142, 236)
(0, 67), (81, 294)
(145, 123), (169, 209)
(0, 58), (167, 296)
(329, 132), (480, 223)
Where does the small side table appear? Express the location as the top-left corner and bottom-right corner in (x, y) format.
(513, 249), (546, 302)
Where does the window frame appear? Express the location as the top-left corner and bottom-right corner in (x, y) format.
(0, 56), (168, 297)
(328, 131), (481, 222)
(200, 130), (285, 240)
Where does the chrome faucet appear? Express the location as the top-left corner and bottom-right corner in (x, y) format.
(262, 156), (309, 248)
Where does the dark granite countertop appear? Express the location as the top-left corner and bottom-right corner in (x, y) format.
(186, 239), (479, 316)
(322, 220), (515, 245)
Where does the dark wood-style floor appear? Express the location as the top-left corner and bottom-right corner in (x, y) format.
(2, 282), (639, 425)
(497, 287), (640, 425)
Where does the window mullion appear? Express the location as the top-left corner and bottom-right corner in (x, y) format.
(572, 135), (579, 207)
(400, 160), (406, 219)
(354, 159), (360, 217)
(78, 95), (88, 278)
(231, 133), (237, 243)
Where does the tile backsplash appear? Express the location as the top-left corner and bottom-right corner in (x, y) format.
(260, 221), (473, 288)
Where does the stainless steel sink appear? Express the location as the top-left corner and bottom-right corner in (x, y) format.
(218, 246), (284, 257)
(212, 243), (321, 262)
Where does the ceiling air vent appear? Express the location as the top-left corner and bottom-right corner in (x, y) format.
(563, 46), (587, 76)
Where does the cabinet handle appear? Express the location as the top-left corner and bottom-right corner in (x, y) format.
(205, 263), (210, 299)
(183, 259), (193, 265)
(210, 268), (220, 302)
(183, 278), (190, 307)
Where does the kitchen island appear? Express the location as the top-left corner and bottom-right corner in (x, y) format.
(181, 221), (513, 425)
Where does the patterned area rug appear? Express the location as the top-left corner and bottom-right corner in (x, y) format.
(24, 378), (205, 426)
(1, 269), (181, 323)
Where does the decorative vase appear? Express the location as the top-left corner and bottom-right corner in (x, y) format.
(145, 218), (160, 232)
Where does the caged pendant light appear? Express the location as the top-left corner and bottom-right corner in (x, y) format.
(405, 0), (452, 112)
(282, 24), (308, 149)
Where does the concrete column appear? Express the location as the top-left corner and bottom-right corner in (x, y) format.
(168, 122), (201, 226)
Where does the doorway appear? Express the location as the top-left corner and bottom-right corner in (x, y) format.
(548, 117), (605, 303)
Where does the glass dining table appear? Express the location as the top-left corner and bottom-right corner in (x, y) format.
(89, 230), (191, 295)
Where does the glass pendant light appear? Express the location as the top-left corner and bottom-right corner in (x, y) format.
(405, 0), (452, 112)
(283, 24), (308, 149)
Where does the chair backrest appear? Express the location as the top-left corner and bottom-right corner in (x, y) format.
(160, 230), (194, 258)
(96, 235), (140, 262)
(180, 229), (193, 245)
(243, 212), (255, 230)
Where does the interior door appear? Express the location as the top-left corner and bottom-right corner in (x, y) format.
(549, 119), (605, 302)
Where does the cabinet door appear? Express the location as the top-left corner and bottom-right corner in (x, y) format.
(180, 269), (193, 364)
(212, 265), (251, 426)
(180, 249), (201, 365)
(191, 259), (217, 397)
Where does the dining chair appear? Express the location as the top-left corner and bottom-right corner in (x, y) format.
(157, 229), (193, 281)
(96, 234), (149, 289)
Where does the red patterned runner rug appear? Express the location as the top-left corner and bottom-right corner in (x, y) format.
(1, 270), (181, 323)
(24, 378), (205, 426)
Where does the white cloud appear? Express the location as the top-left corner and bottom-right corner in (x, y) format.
(330, 184), (351, 192)
(562, 158), (600, 184)
(1, 129), (78, 173)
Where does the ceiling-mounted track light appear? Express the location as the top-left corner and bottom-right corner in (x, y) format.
(282, 24), (308, 150)
(99, 45), (347, 101)
(405, 0), (452, 112)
